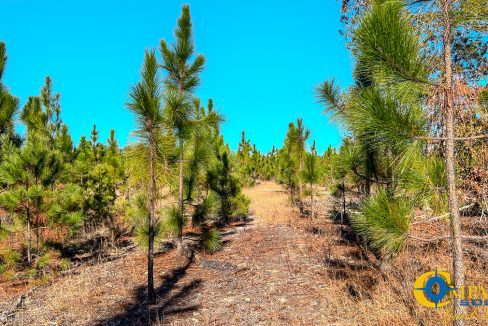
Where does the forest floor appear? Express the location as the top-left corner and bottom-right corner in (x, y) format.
(1, 181), (487, 325)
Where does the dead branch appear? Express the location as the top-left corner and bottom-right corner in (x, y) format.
(411, 203), (476, 225)
(462, 235), (488, 245)
(408, 234), (488, 243)
(415, 134), (488, 142)
(408, 235), (450, 242)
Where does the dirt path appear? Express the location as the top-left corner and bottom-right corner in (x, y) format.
(2, 181), (414, 326)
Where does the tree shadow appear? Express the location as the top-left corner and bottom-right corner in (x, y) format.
(323, 256), (370, 271)
(305, 226), (327, 236)
(97, 255), (202, 326)
(329, 209), (351, 225)
(465, 224), (488, 238)
(55, 234), (135, 268)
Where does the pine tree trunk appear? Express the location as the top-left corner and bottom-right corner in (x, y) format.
(178, 155), (184, 241)
(147, 137), (156, 303)
(26, 209), (32, 264)
(222, 195), (230, 225)
(298, 155), (303, 213)
(342, 179), (346, 224)
(441, 1), (465, 324)
(36, 226), (40, 255)
(310, 183), (314, 219)
(177, 82), (185, 246)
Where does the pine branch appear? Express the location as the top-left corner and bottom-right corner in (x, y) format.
(371, 51), (437, 87)
(316, 79), (345, 114)
(351, 166), (389, 185)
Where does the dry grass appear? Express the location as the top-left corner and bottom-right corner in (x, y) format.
(243, 181), (299, 226)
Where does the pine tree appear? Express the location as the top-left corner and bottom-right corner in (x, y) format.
(0, 76), (82, 265)
(127, 50), (164, 302)
(277, 123), (299, 203)
(351, 1), (485, 321)
(55, 125), (74, 163)
(71, 136), (94, 226)
(207, 150), (248, 224)
(105, 129), (124, 189)
(160, 5), (206, 239)
(302, 141), (320, 218)
(184, 99), (219, 203)
(69, 127), (118, 230)
(236, 131), (254, 185)
(0, 136), (60, 263)
(321, 2), (487, 321)
(261, 146), (278, 180)
(276, 119), (310, 209)
(294, 118), (310, 213)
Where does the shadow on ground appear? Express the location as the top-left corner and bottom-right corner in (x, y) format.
(97, 254), (201, 326)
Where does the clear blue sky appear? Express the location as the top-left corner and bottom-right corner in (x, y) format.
(1, 0), (353, 153)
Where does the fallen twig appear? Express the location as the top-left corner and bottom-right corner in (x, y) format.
(408, 235), (450, 242)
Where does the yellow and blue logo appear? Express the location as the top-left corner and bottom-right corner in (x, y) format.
(414, 270), (453, 308)
(414, 270), (488, 309)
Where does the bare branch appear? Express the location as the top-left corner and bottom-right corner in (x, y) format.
(412, 203), (475, 225)
(408, 233), (488, 243)
(462, 235), (488, 244)
(408, 235), (450, 242)
(415, 134), (488, 142)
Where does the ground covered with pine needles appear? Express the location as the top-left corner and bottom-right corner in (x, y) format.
(1, 181), (487, 325)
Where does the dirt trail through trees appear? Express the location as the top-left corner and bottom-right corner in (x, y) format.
(2, 181), (414, 325)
